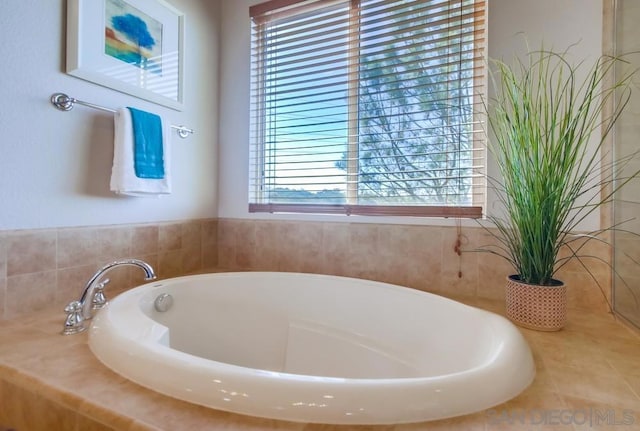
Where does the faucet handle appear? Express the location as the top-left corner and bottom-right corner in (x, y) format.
(92, 278), (110, 310)
(62, 300), (86, 335)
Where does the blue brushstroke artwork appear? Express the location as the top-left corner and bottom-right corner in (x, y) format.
(105, 0), (163, 74)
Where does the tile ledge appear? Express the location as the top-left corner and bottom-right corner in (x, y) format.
(0, 273), (638, 430)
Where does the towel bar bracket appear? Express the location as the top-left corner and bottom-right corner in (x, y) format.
(51, 93), (76, 112)
(50, 93), (194, 138)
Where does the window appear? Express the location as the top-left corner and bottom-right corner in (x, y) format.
(249, 0), (486, 218)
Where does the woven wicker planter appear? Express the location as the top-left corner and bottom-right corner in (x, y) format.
(505, 275), (567, 331)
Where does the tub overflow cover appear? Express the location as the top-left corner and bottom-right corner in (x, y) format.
(154, 293), (174, 312)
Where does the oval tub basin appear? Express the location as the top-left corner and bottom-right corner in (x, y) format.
(89, 272), (535, 425)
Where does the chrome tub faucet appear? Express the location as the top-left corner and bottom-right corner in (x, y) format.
(62, 259), (156, 335)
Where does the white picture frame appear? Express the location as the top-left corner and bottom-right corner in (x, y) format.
(67, 0), (185, 111)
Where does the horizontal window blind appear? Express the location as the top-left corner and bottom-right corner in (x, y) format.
(249, 0), (486, 218)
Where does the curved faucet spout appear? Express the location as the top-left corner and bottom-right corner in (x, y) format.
(77, 259), (156, 321)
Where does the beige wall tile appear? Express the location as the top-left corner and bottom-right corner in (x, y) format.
(213, 218), (613, 317)
(321, 222), (351, 276)
(0, 278), (5, 321)
(57, 227), (99, 269)
(562, 270), (610, 312)
(476, 255), (512, 301)
(0, 219), (217, 320)
(406, 225), (443, 292)
(375, 251), (409, 286)
(405, 225), (443, 261)
(201, 219), (219, 269)
(159, 223), (182, 251)
(0, 216), (618, 321)
(615, 203), (640, 233)
(558, 253), (612, 277)
(279, 221), (323, 273)
(7, 230), (57, 276)
(378, 224), (411, 254)
(614, 233), (640, 307)
(557, 235), (612, 275)
(0, 232), (6, 278)
(99, 263), (132, 295)
(472, 228), (513, 300)
(341, 223), (381, 282)
(253, 221), (282, 271)
(127, 254), (159, 289)
(371, 225), (409, 283)
(2, 220), (640, 430)
(440, 226), (479, 298)
(56, 264), (98, 308)
(201, 245), (218, 271)
(234, 220), (257, 270)
(131, 226), (159, 256)
(613, 279), (640, 321)
(346, 247), (388, 283)
(159, 250), (184, 280)
(217, 219), (238, 269)
(182, 221), (203, 273)
(6, 271), (57, 319)
(348, 223), (379, 258)
(439, 270), (477, 299)
(97, 226), (132, 261)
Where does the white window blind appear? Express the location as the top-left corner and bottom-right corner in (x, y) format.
(249, 0), (486, 218)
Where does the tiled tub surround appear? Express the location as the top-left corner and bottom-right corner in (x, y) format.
(0, 218), (614, 320)
(0, 297), (639, 430)
(217, 218), (614, 314)
(0, 217), (634, 430)
(0, 219), (218, 321)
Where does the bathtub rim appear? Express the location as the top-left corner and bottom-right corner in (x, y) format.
(88, 271), (536, 425)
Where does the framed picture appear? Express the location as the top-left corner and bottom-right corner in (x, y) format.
(67, 0), (185, 111)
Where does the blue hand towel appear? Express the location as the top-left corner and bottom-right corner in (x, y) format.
(127, 107), (165, 179)
(111, 108), (171, 196)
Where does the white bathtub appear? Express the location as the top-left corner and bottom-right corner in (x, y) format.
(89, 272), (535, 425)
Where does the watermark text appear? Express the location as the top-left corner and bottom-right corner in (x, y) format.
(486, 408), (635, 427)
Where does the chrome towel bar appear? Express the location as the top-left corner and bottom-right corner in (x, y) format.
(50, 93), (194, 138)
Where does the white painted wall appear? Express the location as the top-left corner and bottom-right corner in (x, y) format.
(485, 0), (603, 229)
(217, 0), (604, 226)
(0, 0), (604, 230)
(0, 0), (220, 230)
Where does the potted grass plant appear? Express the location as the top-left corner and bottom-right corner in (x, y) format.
(482, 47), (636, 331)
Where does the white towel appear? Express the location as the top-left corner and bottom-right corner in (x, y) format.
(110, 108), (171, 196)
